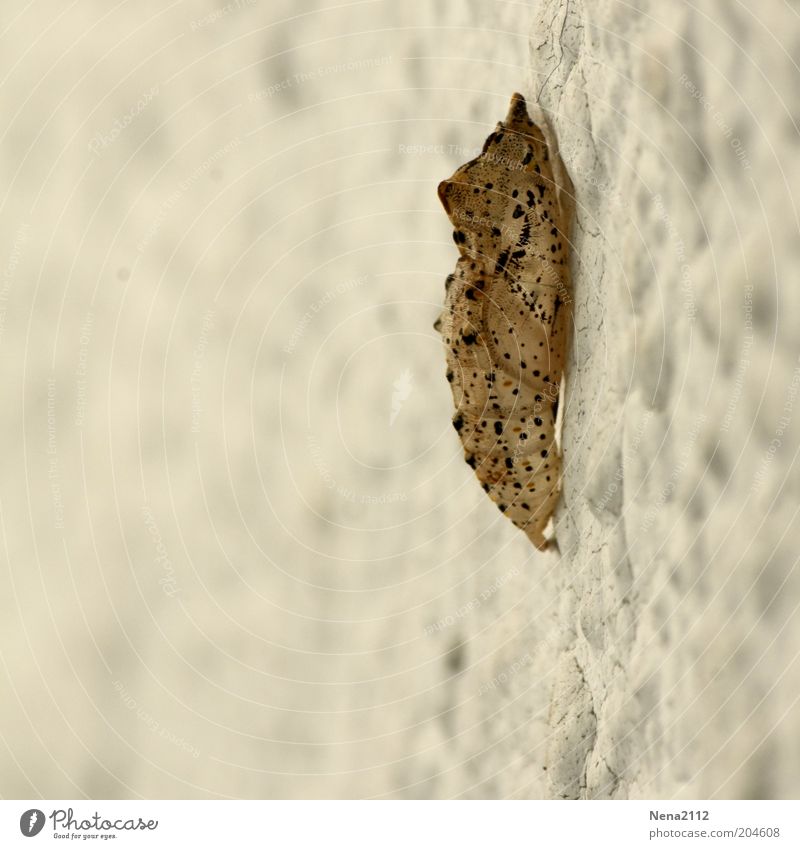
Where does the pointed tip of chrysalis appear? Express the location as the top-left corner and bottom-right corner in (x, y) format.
(506, 92), (531, 125)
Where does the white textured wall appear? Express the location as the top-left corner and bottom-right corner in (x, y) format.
(0, 0), (798, 799)
(531, 0), (800, 799)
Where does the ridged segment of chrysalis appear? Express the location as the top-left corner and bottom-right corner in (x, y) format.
(436, 92), (574, 550)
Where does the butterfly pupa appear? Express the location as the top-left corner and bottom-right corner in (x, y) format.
(436, 92), (574, 551)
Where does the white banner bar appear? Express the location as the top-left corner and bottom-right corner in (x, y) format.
(2, 800), (797, 848)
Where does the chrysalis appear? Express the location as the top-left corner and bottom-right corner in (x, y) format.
(436, 93), (574, 550)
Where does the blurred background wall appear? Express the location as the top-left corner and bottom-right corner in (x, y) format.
(0, 0), (798, 799)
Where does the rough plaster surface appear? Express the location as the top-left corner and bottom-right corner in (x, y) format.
(533, 0), (800, 799)
(0, 0), (798, 800)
